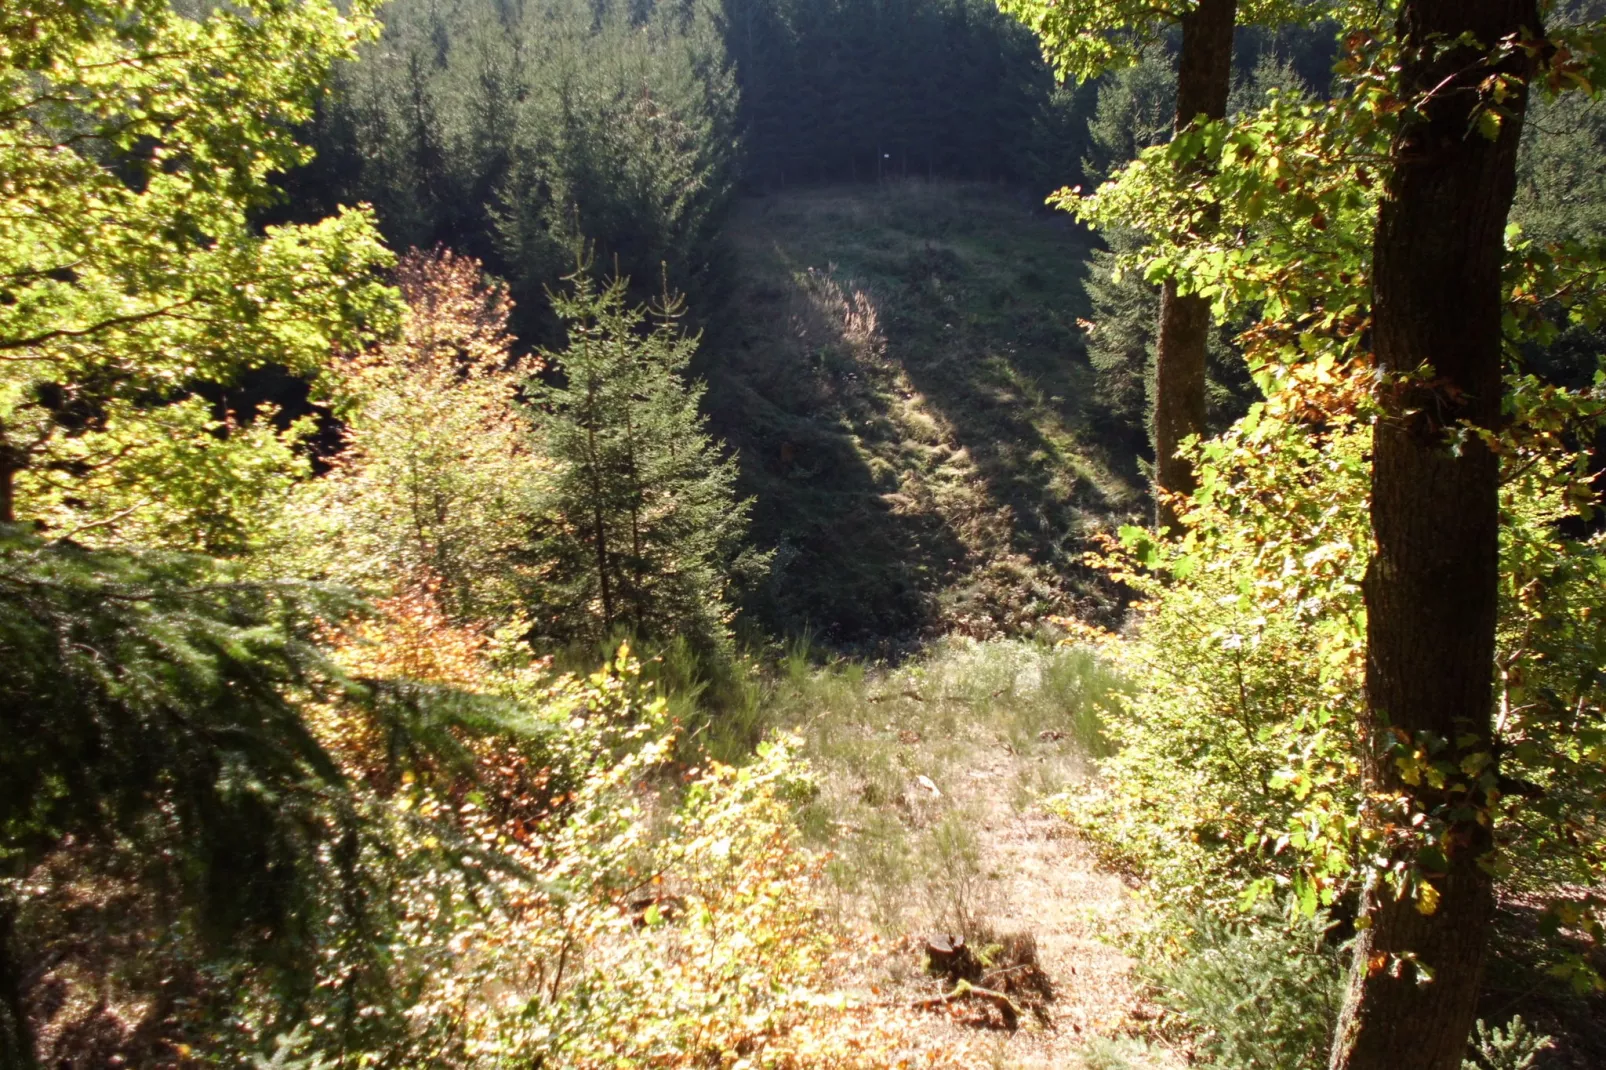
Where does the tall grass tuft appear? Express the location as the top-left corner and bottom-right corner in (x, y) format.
(758, 636), (1120, 933)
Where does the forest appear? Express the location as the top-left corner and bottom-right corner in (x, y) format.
(2, 0), (1605, 1067)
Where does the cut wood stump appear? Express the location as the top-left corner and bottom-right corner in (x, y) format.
(925, 934), (981, 982)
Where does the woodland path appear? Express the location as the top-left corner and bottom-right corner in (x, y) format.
(911, 746), (1187, 1069)
(968, 775), (1175, 1066)
(795, 642), (1185, 1069)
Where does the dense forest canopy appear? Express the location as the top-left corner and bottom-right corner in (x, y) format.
(4, 0), (1606, 1067)
(285, 0), (1103, 338)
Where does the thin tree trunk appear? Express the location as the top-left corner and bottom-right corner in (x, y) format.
(625, 410), (645, 633)
(584, 373), (614, 631)
(1330, 4), (1539, 1068)
(1153, 0), (1236, 531)
(592, 491), (612, 632)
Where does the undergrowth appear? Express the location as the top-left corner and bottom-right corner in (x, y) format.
(1144, 908), (1344, 1070)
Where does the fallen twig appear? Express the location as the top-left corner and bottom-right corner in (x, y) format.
(911, 979), (1021, 1029)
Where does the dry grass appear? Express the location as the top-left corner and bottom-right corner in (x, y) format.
(766, 637), (1185, 1068)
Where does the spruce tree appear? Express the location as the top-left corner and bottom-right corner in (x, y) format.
(528, 258), (761, 651)
(313, 0), (739, 339)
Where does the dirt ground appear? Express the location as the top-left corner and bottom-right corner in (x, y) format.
(849, 747), (1187, 1070)
(783, 641), (1186, 1069)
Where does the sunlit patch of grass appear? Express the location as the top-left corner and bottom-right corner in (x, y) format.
(1072, 1037), (1168, 1069)
(760, 637), (1122, 937)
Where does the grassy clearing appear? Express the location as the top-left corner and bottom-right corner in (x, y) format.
(763, 637), (1117, 934)
(743, 637), (1193, 1068)
(704, 181), (1144, 648)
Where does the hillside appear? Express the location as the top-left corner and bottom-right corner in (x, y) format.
(703, 182), (1143, 647)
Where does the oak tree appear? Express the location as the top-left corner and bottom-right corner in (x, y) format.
(1333, 4), (1543, 1067)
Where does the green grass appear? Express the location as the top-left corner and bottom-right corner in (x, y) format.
(703, 181), (1144, 648)
(754, 635), (1123, 935)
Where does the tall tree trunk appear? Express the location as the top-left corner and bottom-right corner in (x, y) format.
(0, 462), (14, 526)
(585, 375), (614, 631)
(1153, 0), (1236, 530)
(1330, 4), (1539, 1068)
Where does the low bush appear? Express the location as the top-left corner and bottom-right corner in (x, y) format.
(1056, 357), (1606, 1059)
(310, 599), (855, 1067)
(7, 563), (886, 1067)
(1147, 908), (1343, 1070)
(1055, 389), (1371, 917)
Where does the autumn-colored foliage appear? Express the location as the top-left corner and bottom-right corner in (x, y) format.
(297, 249), (548, 622)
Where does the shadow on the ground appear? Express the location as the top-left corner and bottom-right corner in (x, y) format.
(1478, 893), (1606, 1069)
(702, 183), (1142, 648)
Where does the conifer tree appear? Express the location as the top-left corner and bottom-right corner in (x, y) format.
(319, 0), (738, 337)
(528, 257), (761, 651)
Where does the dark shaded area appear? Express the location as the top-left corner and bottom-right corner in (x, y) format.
(724, 0), (1062, 191)
(1479, 896), (1606, 1070)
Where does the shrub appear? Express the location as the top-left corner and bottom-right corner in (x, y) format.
(1059, 354), (1606, 1052)
(296, 249), (546, 623)
(1057, 376), (1372, 916)
(1148, 908), (1343, 1070)
(318, 602), (853, 1068)
(4, 541), (867, 1066)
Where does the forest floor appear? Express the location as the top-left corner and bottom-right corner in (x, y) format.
(716, 183), (1606, 1069)
(698, 180), (1182, 1065)
(768, 638), (1184, 1069)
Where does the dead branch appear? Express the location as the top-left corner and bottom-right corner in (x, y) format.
(911, 979), (1021, 1030)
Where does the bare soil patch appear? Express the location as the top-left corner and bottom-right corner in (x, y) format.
(780, 638), (1183, 1068)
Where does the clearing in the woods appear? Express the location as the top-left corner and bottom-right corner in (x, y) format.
(704, 181), (1143, 649)
(704, 183), (1175, 1065)
(763, 639), (1183, 1068)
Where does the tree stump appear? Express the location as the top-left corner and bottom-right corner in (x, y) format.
(925, 934), (981, 982)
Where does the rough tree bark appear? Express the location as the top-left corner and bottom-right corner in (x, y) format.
(0, 461), (14, 526)
(1330, 3), (1540, 1069)
(1153, 0), (1236, 531)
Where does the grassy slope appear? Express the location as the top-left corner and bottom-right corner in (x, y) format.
(762, 637), (1183, 1068)
(702, 181), (1143, 649)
